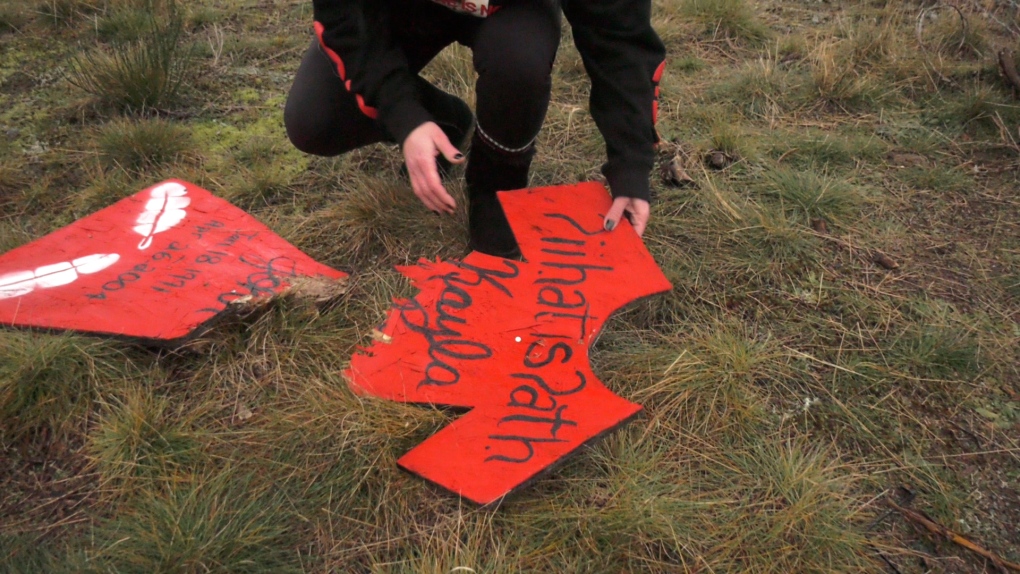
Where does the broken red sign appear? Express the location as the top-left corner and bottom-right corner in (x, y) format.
(347, 182), (673, 505)
(0, 180), (346, 340)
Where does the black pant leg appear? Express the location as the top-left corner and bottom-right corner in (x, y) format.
(284, 0), (480, 157)
(284, 39), (389, 157)
(469, 0), (561, 156)
(463, 0), (561, 258)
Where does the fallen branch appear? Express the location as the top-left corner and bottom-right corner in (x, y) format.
(999, 49), (1020, 98)
(885, 497), (1020, 572)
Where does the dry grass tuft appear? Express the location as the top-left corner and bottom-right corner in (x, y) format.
(705, 440), (872, 572)
(98, 116), (194, 173)
(713, 52), (794, 120)
(88, 382), (204, 490)
(760, 166), (861, 224)
(637, 322), (785, 436)
(37, 0), (106, 26)
(0, 333), (133, 441)
(294, 174), (468, 266)
(84, 471), (303, 573)
(809, 39), (887, 112)
(680, 0), (769, 44)
(65, 0), (196, 112)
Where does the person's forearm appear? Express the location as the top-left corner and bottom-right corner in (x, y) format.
(563, 0), (666, 201)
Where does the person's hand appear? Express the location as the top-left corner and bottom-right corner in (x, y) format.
(603, 196), (650, 237)
(402, 122), (465, 214)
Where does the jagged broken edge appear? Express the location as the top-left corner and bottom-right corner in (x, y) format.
(344, 253), (671, 506)
(0, 274), (350, 349)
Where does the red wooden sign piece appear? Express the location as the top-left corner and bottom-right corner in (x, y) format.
(347, 182), (673, 505)
(0, 180), (346, 341)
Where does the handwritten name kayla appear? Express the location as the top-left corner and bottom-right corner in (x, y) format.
(396, 211), (614, 466)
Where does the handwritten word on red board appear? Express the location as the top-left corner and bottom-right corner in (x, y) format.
(347, 182), (673, 505)
(0, 180), (346, 340)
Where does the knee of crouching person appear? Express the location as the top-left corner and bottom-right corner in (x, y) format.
(284, 107), (320, 155)
(500, 50), (553, 97)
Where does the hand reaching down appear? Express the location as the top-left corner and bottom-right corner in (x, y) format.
(402, 122), (465, 214)
(603, 196), (650, 237)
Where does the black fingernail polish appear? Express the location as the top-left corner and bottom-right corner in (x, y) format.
(604, 219), (616, 231)
(453, 153), (464, 160)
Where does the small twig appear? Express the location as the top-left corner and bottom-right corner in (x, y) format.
(877, 551), (904, 574)
(805, 228), (900, 271)
(991, 112), (1020, 157)
(868, 486), (916, 532)
(885, 497), (1020, 572)
(207, 23), (225, 68)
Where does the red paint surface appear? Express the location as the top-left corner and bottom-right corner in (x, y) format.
(0, 180), (346, 340)
(347, 182), (673, 505)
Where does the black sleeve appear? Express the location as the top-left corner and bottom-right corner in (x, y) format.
(312, 0), (432, 145)
(562, 0), (666, 202)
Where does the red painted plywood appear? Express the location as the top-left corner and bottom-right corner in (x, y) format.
(0, 180), (346, 340)
(347, 182), (673, 505)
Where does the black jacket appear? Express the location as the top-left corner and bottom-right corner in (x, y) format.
(311, 0), (666, 201)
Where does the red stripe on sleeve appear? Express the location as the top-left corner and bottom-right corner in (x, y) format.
(313, 21), (379, 119)
(651, 60), (665, 125)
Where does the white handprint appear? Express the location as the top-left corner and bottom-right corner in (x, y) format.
(134, 181), (190, 250)
(0, 253), (120, 300)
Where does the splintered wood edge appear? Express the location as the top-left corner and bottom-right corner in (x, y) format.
(227, 275), (350, 309)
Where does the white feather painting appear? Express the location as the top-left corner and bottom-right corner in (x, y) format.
(134, 181), (190, 250)
(0, 254), (121, 300)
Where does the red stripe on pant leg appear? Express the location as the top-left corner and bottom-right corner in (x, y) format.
(355, 95), (378, 119)
(314, 22), (346, 79)
(313, 22), (378, 119)
(652, 60), (666, 83)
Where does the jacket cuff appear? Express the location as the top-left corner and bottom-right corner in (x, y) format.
(381, 98), (434, 148)
(603, 162), (652, 202)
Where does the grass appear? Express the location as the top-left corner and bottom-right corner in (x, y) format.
(65, 0), (196, 113)
(37, 0), (106, 27)
(759, 166), (861, 223)
(710, 51), (798, 120)
(1, 0), (1019, 572)
(0, 333), (131, 441)
(98, 116), (194, 172)
(88, 383), (204, 488)
(679, 0), (769, 44)
(0, 4), (31, 32)
(84, 471), (303, 573)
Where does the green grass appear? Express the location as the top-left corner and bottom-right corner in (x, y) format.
(708, 48), (801, 120)
(679, 0), (770, 44)
(1, 0), (1019, 571)
(98, 116), (194, 172)
(84, 472), (303, 573)
(0, 333), (132, 440)
(0, 533), (68, 574)
(759, 166), (861, 224)
(37, 0), (105, 26)
(88, 383), (204, 488)
(65, 0), (196, 112)
(0, 4), (31, 32)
